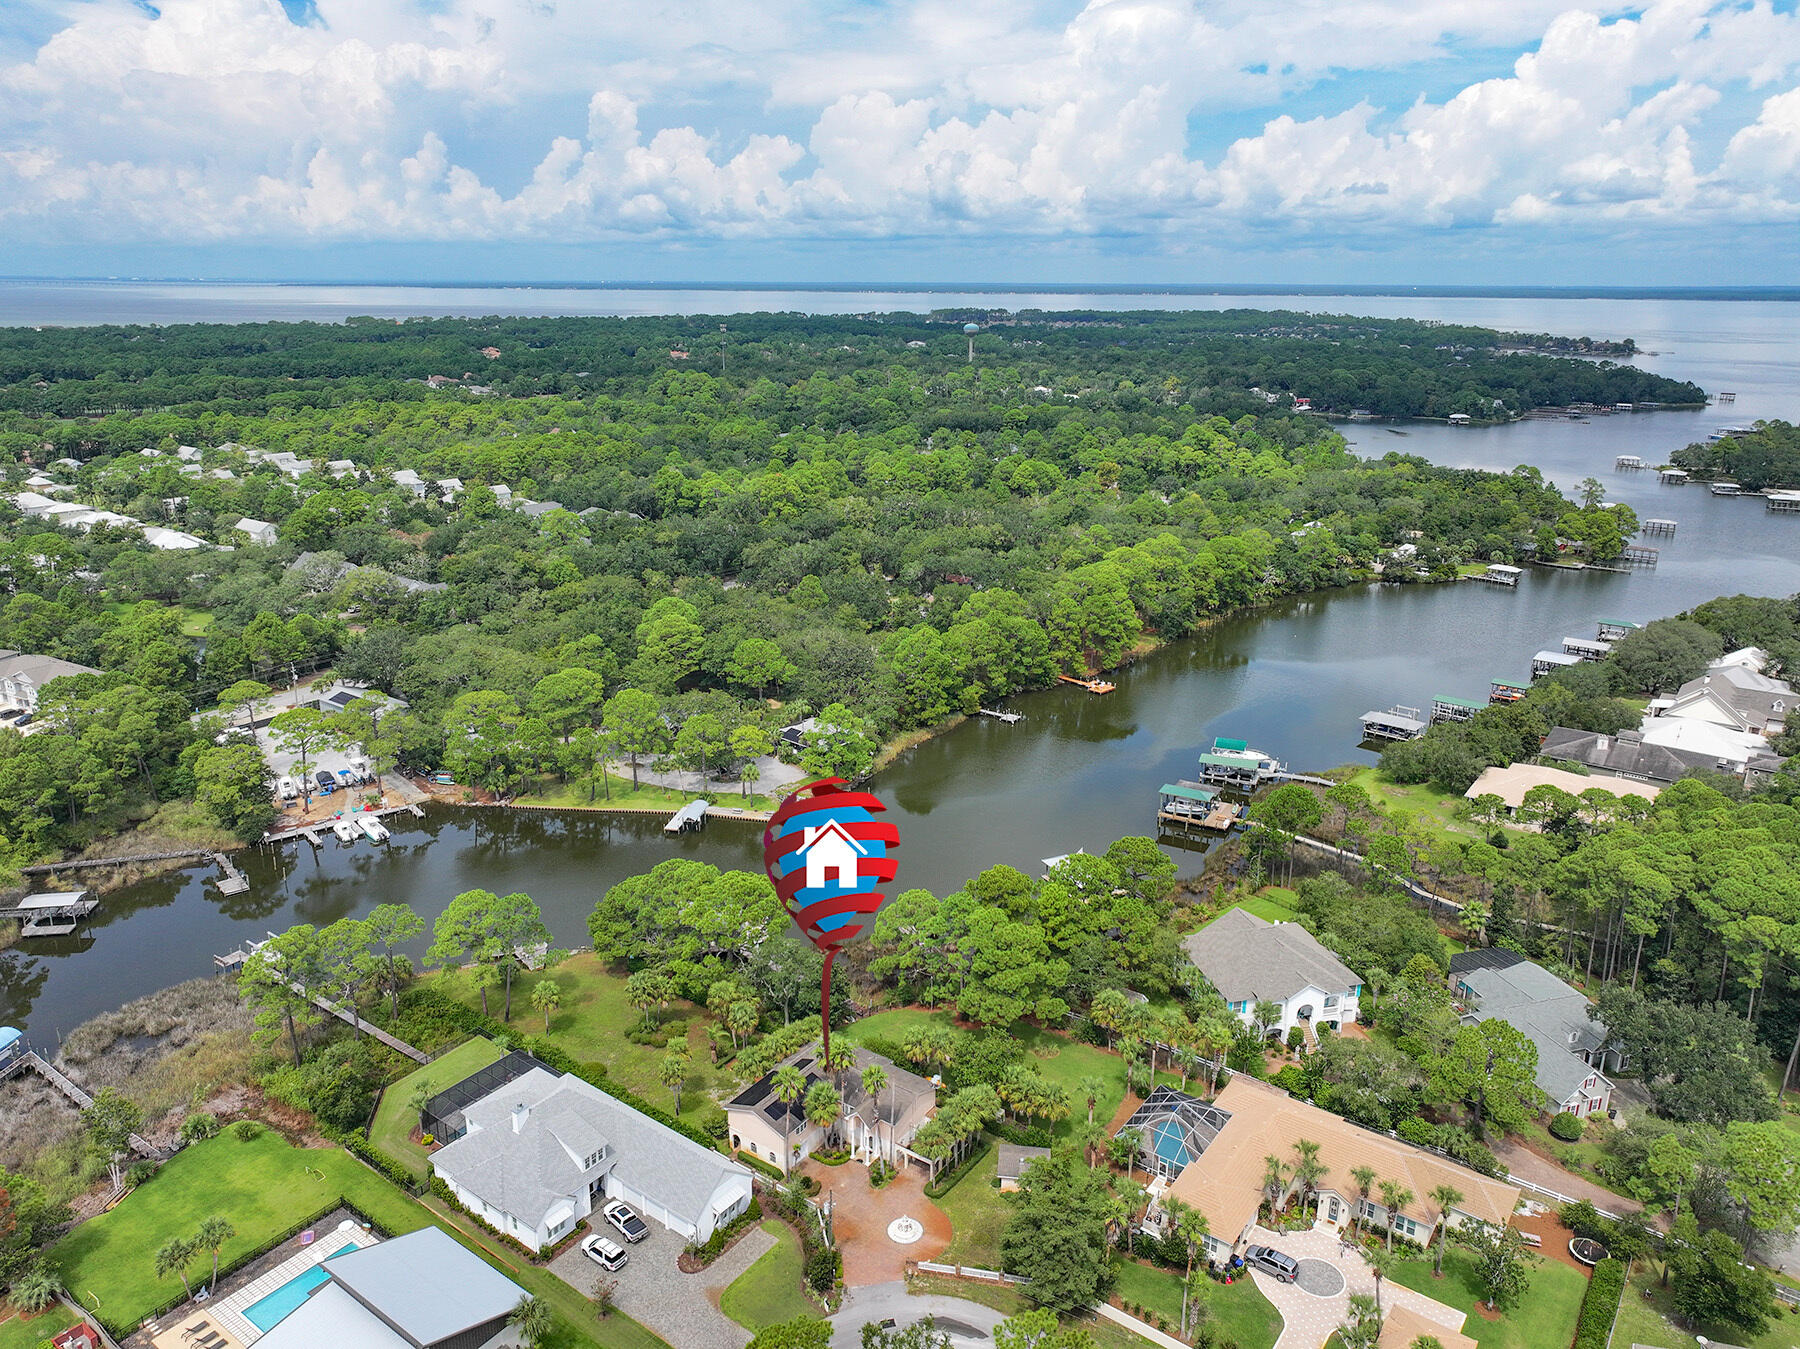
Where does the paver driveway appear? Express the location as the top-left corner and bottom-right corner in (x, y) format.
(549, 1217), (775, 1349)
(801, 1161), (951, 1286)
(1241, 1224), (1468, 1349)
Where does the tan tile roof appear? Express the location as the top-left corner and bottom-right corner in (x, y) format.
(1379, 1303), (1476, 1349)
(1162, 1076), (1520, 1242)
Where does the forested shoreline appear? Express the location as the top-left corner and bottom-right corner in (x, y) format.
(0, 311), (1693, 872)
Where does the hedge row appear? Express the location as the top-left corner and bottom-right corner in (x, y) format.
(924, 1135), (993, 1198)
(396, 985), (720, 1152)
(322, 1123), (426, 1194)
(1574, 1258), (1625, 1349)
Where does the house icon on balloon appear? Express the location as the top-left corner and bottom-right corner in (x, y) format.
(798, 820), (868, 890)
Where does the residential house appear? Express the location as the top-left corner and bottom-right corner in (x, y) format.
(430, 1062), (751, 1247)
(50, 1324), (102, 1349)
(326, 459), (359, 479)
(1156, 1075), (1521, 1264)
(1450, 949), (1619, 1119)
(1378, 1306), (1475, 1349)
(234, 517), (280, 546)
(1537, 727), (1714, 785)
(0, 650), (100, 712)
(727, 1047), (938, 1174)
(1182, 907), (1364, 1036)
(12, 492), (58, 518)
(1654, 648), (1791, 736)
(1631, 716), (1772, 772)
(391, 469), (428, 497)
(996, 1143), (1050, 1191)
(252, 1226), (526, 1349)
(1463, 763), (1660, 817)
(141, 526), (210, 550)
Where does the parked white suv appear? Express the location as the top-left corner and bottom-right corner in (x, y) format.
(581, 1233), (629, 1270)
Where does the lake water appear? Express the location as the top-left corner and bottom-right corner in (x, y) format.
(3, 284), (1797, 1045)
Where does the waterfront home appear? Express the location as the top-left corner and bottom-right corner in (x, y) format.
(727, 1046), (937, 1174)
(1153, 1075), (1521, 1262)
(430, 1059), (752, 1246)
(1182, 907), (1363, 1035)
(1463, 763), (1660, 817)
(1451, 949), (1618, 1119)
(1650, 647), (1791, 736)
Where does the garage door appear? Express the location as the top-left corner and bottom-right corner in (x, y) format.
(605, 1176), (694, 1241)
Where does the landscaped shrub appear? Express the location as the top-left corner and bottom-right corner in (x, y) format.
(1549, 1111), (1584, 1141)
(1271, 1064), (1307, 1096)
(1559, 1200), (1617, 1245)
(1395, 1117), (1434, 1147)
(737, 1150), (785, 1182)
(1285, 1027), (1306, 1054)
(989, 1119), (1053, 1147)
(805, 1246), (839, 1292)
(233, 1120), (263, 1141)
(125, 1160), (157, 1187)
(1574, 1258), (1625, 1349)
(683, 1199), (765, 1263)
(697, 1104), (729, 1140)
(924, 1138), (993, 1198)
(180, 1112), (221, 1144)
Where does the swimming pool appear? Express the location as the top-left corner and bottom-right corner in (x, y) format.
(242, 1243), (358, 1332)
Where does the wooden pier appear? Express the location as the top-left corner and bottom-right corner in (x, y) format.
(1359, 706), (1428, 742)
(0, 890), (98, 938)
(1619, 544), (1659, 565)
(211, 853), (248, 895)
(264, 799), (425, 847)
(1561, 636), (1612, 662)
(0, 1050), (158, 1153)
(1156, 783), (1243, 832)
(1640, 519), (1677, 535)
(1430, 695), (1485, 725)
(1056, 674), (1116, 694)
(1470, 563), (1523, 586)
(665, 799), (710, 833)
(212, 938), (428, 1063)
(975, 708), (1023, 723)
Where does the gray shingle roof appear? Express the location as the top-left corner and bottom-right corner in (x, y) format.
(320, 1226), (523, 1346)
(996, 1143), (1050, 1180)
(1182, 908), (1362, 1006)
(433, 1067), (749, 1235)
(1449, 951), (1610, 1105)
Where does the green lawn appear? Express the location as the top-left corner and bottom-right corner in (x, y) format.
(720, 1221), (812, 1330)
(426, 953), (733, 1125)
(0, 1306), (79, 1349)
(370, 1035), (506, 1177)
(1614, 1264), (1800, 1349)
(1236, 889), (1300, 922)
(1388, 1247), (1587, 1349)
(1346, 768), (1512, 848)
(522, 774), (778, 814)
(1112, 1258), (1282, 1349)
(848, 1010), (1177, 1144)
(52, 1129), (667, 1349)
(936, 1143), (1012, 1268)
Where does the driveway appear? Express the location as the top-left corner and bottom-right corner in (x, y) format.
(1240, 1225), (1469, 1349)
(549, 1217), (775, 1349)
(1489, 1137), (1642, 1215)
(802, 1162), (951, 1287)
(830, 1281), (1005, 1348)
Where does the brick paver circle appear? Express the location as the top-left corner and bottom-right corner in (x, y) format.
(1294, 1258), (1346, 1297)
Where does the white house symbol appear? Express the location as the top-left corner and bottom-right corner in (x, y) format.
(797, 820), (868, 890)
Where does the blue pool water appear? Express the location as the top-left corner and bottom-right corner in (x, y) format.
(242, 1243), (358, 1331)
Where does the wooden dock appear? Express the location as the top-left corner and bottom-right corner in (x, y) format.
(1768, 492), (1800, 514)
(1490, 678), (1530, 704)
(1640, 518), (1677, 535)
(1470, 564), (1523, 586)
(1659, 468), (1689, 484)
(265, 799), (424, 846)
(211, 853), (248, 895)
(1619, 544), (1659, 565)
(1614, 454), (1645, 470)
(1561, 637), (1612, 662)
(0, 890), (98, 937)
(20, 848), (213, 875)
(1056, 674), (1116, 694)
(1430, 695), (1484, 725)
(1, 1051), (158, 1154)
(1596, 619), (1640, 641)
(975, 708), (1023, 723)
(1359, 706), (1428, 742)
(211, 939), (427, 1063)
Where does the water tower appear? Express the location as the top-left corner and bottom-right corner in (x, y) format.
(963, 322), (980, 363)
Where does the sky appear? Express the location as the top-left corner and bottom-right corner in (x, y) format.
(0, 0), (1797, 285)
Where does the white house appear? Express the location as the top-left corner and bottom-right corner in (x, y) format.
(234, 517), (279, 546)
(0, 650), (101, 712)
(726, 1046), (938, 1175)
(141, 526), (209, 551)
(799, 820), (865, 889)
(429, 1062), (751, 1249)
(1181, 907), (1363, 1035)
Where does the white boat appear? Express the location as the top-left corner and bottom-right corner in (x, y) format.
(331, 818), (359, 843)
(357, 815), (390, 843)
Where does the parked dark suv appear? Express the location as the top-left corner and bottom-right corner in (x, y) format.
(1242, 1244), (1300, 1283)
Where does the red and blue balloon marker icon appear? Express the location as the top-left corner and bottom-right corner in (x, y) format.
(763, 778), (898, 1057)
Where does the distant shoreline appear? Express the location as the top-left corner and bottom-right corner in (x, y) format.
(3, 277), (1799, 302)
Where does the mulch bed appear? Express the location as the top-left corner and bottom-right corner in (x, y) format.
(1512, 1208), (1592, 1276)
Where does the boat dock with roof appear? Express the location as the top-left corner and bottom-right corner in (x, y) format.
(1430, 695), (1485, 724)
(1156, 783), (1243, 832)
(1359, 706), (1428, 742)
(1470, 563), (1523, 586)
(665, 799), (710, 833)
(0, 890), (98, 937)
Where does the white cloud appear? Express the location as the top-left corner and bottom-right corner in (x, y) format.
(0, 0), (1795, 246)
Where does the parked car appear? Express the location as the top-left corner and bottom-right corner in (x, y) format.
(581, 1234), (629, 1270)
(315, 769), (336, 794)
(1242, 1244), (1299, 1283)
(602, 1200), (649, 1243)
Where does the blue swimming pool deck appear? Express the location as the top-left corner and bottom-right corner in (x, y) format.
(205, 1220), (378, 1345)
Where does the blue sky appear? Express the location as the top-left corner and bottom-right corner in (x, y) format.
(1, 0), (1797, 284)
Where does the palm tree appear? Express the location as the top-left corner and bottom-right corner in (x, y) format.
(1378, 1180), (1414, 1252)
(1114, 1177), (1147, 1254)
(1428, 1185), (1464, 1276)
(659, 1042), (691, 1113)
(804, 1081), (842, 1148)
(1291, 1139), (1327, 1218)
(1172, 1201), (1211, 1338)
(1076, 1120), (1107, 1168)
(771, 1064), (806, 1172)
(1090, 989), (1129, 1047)
(508, 1294), (554, 1349)
(1366, 1245), (1399, 1317)
(1079, 1074), (1108, 1124)
(530, 979), (562, 1032)
(194, 1216), (235, 1291)
(823, 1039), (858, 1096)
(155, 1236), (196, 1301)
(1348, 1165), (1378, 1239)
(860, 1063), (889, 1162)
(1261, 1154), (1291, 1216)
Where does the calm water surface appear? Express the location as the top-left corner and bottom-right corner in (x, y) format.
(3, 285), (1798, 1043)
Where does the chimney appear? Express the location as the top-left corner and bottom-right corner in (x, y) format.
(512, 1103), (529, 1134)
